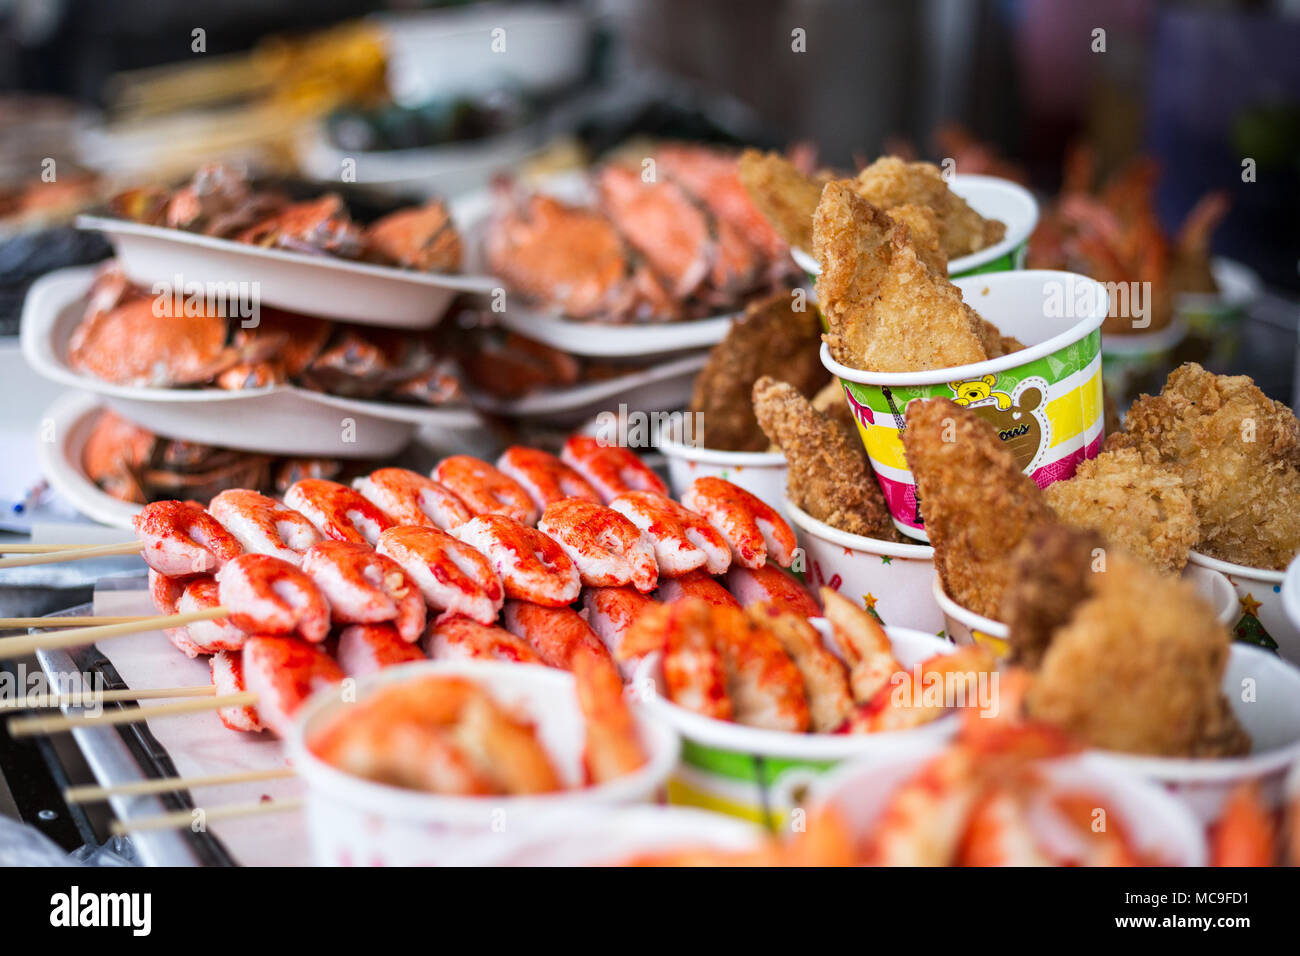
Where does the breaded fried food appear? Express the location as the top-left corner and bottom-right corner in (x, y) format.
(753, 376), (900, 540)
(880, 203), (946, 274)
(975, 318), (1025, 358)
(815, 183), (988, 372)
(1002, 524), (1107, 670)
(1044, 448), (1199, 574)
(688, 292), (828, 451)
(809, 380), (859, 446)
(737, 149), (828, 251)
(902, 398), (1054, 618)
(852, 156), (1006, 258)
(1026, 552), (1249, 758)
(1112, 363), (1300, 570)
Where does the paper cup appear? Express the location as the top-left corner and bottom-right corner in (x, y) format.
(1189, 550), (1296, 663)
(791, 173), (1039, 280)
(935, 564), (1239, 657)
(1091, 643), (1300, 824)
(822, 271), (1108, 541)
(288, 660), (680, 866)
(634, 624), (975, 830)
(1283, 555), (1300, 651)
(810, 740), (1207, 866)
(784, 498), (942, 634)
(657, 419), (789, 523)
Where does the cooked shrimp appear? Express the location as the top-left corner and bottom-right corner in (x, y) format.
(621, 600), (732, 721)
(502, 601), (616, 671)
(210, 650), (263, 732)
(353, 467), (471, 530)
(432, 455), (538, 525)
(241, 634), (344, 738)
(284, 478), (392, 546)
(151, 568), (207, 657)
(135, 500), (243, 577)
(560, 435), (667, 502)
(450, 689), (562, 795)
(496, 446), (600, 511)
(572, 647), (647, 785)
(423, 615), (541, 664)
(450, 515), (580, 607)
(336, 623), (426, 678)
(176, 577), (245, 653)
(216, 553), (331, 642)
(957, 787), (1055, 866)
(300, 541), (425, 643)
(209, 489), (320, 565)
(376, 525), (504, 624)
(609, 491), (731, 577)
(821, 589), (901, 703)
(862, 746), (984, 866)
(538, 498), (658, 592)
(747, 603), (853, 732)
(725, 564), (820, 617)
(680, 477), (797, 569)
(655, 569), (740, 607)
(582, 585), (660, 678)
(848, 646), (997, 734)
(1211, 782), (1278, 867)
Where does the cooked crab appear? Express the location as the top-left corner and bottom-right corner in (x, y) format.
(235, 194), (366, 259)
(363, 199), (462, 272)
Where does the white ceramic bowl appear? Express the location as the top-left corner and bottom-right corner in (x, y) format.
(934, 564), (1239, 655)
(77, 215), (496, 328)
(810, 739), (1207, 866)
(791, 173), (1038, 279)
(823, 271), (1108, 541)
(656, 419), (788, 523)
(1189, 550), (1297, 664)
(784, 498), (941, 635)
(287, 659), (680, 866)
(632, 624), (976, 829)
(22, 266), (480, 457)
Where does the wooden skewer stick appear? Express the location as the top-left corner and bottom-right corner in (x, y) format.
(110, 797), (302, 835)
(65, 767), (294, 804)
(0, 543), (136, 554)
(0, 607), (228, 661)
(6, 692), (256, 737)
(0, 616), (154, 629)
(0, 540), (143, 570)
(0, 685), (215, 710)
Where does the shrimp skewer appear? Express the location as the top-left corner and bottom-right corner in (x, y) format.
(300, 541), (426, 643)
(285, 478), (392, 546)
(209, 490), (321, 566)
(561, 436), (667, 502)
(353, 468), (471, 530)
(433, 456), (538, 525)
(609, 491), (731, 577)
(680, 477), (797, 569)
(376, 526), (504, 625)
(451, 515), (581, 607)
(496, 446), (600, 511)
(538, 499), (658, 592)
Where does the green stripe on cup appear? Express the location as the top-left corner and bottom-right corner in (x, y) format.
(680, 737), (835, 782)
(951, 241), (1027, 277)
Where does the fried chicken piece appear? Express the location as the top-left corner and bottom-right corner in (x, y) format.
(902, 398), (1055, 618)
(1115, 363), (1300, 570)
(809, 380), (859, 446)
(688, 292), (828, 451)
(737, 149), (828, 251)
(1026, 554), (1249, 758)
(852, 156), (1006, 258)
(1044, 448), (1199, 574)
(1002, 524), (1107, 670)
(753, 376), (900, 540)
(881, 203), (947, 274)
(974, 318), (1025, 358)
(815, 183), (988, 372)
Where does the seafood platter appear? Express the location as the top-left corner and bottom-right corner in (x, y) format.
(6, 141), (1300, 873)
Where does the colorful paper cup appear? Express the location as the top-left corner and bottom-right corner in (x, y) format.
(1188, 550), (1297, 663)
(935, 564), (1238, 658)
(657, 419), (789, 524)
(810, 741), (1207, 866)
(633, 624), (977, 831)
(821, 271), (1109, 541)
(288, 660), (680, 866)
(784, 497), (943, 635)
(791, 173), (1039, 280)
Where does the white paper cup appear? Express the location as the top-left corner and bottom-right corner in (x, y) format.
(1100, 319), (1189, 407)
(287, 660), (680, 866)
(810, 739), (1207, 866)
(822, 271), (1108, 541)
(634, 624), (972, 830)
(657, 419), (788, 522)
(1189, 550), (1297, 664)
(792, 174), (1039, 279)
(1092, 643), (1300, 824)
(1283, 555), (1300, 648)
(784, 498), (941, 634)
(934, 565), (1238, 658)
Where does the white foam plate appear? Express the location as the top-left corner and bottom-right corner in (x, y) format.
(468, 352), (707, 424)
(38, 392), (144, 528)
(21, 266), (481, 458)
(791, 173), (1039, 277)
(76, 212), (499, 328)
(454, 171), (740, 358)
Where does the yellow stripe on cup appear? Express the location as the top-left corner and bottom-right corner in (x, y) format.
(1043, 368), (1103, 449)
(666, 777), (768, 825)
(861, 422), (909, 472)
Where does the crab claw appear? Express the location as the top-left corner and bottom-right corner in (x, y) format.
(496, 446), (600, 511)
(241, 635), (344, 738)
(209, 489), (321, 566)
(560, 436), (667, 503)
(680, 477), (797, 569)
(538, 498), (659, 592)
(353, 468), (471, 530)
(449, 515), (580, 607)
(300, 541), (426, 643)
(433, 455), (538, 525)
(216, 553), (331, 642)
(376, 525), (504, 625)
(135, 500), (244, 578)
(285, 478), (392, 546)
(609, 491), (731, 578)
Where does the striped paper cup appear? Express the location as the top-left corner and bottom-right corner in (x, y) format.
(821, 271), (1108, 541)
